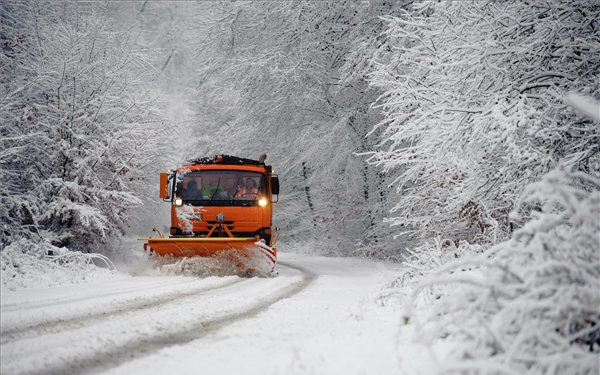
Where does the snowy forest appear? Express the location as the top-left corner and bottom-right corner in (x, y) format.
(1, 1), (599, 374)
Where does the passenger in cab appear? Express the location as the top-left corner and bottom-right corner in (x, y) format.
(200, 175), (219, 199)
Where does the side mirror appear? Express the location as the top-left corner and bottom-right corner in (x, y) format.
(160, 172), (170, 199)
(271, 175), (279, 195)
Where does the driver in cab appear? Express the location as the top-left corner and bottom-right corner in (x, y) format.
(235, 178), (258, 199)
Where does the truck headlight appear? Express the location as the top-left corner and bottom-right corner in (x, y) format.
(258, 198), (268, 207)
(174, 197), (183, 206)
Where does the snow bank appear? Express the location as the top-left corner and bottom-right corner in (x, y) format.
(379, 170), (600, 374)
(1, 240), (118, 292)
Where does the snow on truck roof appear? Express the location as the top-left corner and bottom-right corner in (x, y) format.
(185, 155), (265, 166)
(179, 155), (272, 173)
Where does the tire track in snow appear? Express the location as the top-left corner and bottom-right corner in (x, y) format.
(0, 277), (244, 345)
(1, 278), (194, 313)
(2, 262), (316, 375)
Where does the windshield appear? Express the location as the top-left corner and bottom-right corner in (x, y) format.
(175, 170), (267, 206)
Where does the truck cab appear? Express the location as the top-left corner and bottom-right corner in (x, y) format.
(160, 155), (279, 247)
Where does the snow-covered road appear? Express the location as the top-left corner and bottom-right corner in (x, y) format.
(1, 253), (402, 375)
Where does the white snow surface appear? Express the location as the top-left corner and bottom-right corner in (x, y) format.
(565, 93), (600, 122)
(1, 249), (406, 375)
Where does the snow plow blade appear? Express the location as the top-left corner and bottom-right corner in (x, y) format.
(138, 237), (277, 274)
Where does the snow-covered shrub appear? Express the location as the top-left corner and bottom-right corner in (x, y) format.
(369, 0), (600, 245)
(399, 170), (600, 374)
(1, 239), (116, 291)
(376, 238), (483, 309)
(0, 1), (164, 251)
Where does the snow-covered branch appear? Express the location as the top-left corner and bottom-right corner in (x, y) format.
(368, 0), (600, 245)
(0, 1), (164, 252)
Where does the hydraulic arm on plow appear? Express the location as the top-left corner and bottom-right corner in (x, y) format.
(139, 154), (280, 275)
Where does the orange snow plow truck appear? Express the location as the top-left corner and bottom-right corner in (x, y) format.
(138, 154), (279, 275)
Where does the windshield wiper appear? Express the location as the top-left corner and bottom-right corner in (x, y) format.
(209, 178), (222, 203)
